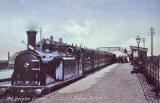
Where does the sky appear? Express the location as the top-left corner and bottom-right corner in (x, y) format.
(0, 0), (160, 59)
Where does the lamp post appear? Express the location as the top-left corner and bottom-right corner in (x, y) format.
(136, 36), (141, 58)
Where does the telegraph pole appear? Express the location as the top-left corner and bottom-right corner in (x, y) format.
(40, 27), (42, 50)
(142, 38), (145, 48)
(150, 27), (155, 56)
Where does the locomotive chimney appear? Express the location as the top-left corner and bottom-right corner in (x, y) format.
(26, 30), (37, 50)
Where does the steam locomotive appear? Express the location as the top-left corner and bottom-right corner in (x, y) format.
(0, 30), (116, 97)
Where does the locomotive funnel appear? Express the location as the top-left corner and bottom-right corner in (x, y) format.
(26, 30), (37, 50)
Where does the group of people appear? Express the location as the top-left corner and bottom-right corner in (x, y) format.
(117, 56), (128, 63)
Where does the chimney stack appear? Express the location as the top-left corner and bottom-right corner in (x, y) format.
(26, 30), (37, 50)
(50, 35), (53, 41)
(59, 37), (63, 43)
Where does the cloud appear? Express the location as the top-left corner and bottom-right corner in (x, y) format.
(0, 0), (160, 59)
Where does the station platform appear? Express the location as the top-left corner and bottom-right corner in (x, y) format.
(32, 63), (147, 103)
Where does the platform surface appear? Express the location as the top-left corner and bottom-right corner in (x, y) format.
(32, 63), (147, 103)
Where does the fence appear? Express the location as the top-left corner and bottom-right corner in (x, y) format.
(143, 56), (160, 91)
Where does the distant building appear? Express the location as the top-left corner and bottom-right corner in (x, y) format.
(0, 60), (8, 67)
(36, 37), (67, 47)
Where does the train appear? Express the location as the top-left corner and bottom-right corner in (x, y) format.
(0, 30), (116, 98)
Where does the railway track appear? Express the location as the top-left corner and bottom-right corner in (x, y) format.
(0, 96), (34, 103)
(0, 79), (31, 103)
(0, 75), (83, 103)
